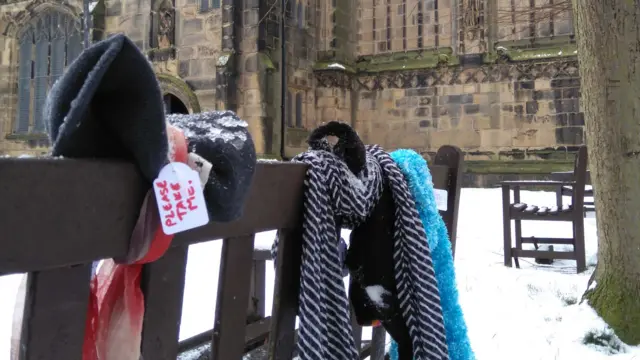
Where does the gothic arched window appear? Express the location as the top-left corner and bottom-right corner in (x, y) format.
(15, 10), (82, 134)
(297, 1), (304, 29)
(286, 90), (293, 127)
(295, 92), (303, 127)
(199, 0), (220, 12)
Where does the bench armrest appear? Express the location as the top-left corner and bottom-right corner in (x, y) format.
(499, 180), (576, 187)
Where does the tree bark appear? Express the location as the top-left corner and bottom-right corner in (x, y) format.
(573, 0), (640, 345)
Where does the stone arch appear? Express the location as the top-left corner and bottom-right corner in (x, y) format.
(156, 73), (201, 113)
(163, 93), (188, 115)
(3, 1), (81, 39)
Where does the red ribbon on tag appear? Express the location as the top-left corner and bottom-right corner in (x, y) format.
(82, 124), (189, 360)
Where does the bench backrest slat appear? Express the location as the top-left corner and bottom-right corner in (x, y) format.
(140, 246), (189, 359)
(17, 264), (92, 360)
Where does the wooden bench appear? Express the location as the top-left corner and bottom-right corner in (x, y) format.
(501, 146), (589, 273)
(176, 146), (465, 359)
(0, 145), (463, 360)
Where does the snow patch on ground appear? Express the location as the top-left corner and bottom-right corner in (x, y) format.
(0, 188), (638, 360)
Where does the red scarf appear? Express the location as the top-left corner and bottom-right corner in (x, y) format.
(82, 124), (188, 360)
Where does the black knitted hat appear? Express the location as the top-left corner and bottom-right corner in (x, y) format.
(167, 111), (256, 222)
(45, 34), (256, 223)
(45, 33), (167, 182)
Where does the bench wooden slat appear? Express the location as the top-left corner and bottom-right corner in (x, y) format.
(140, 245), (189, 359)
(175, 318), (272, 358)
(351, 306), (363, 350)
(512, 249), (577, 260)
(178, 329), (214, 354)
(245, 317), (271, 350)
(268, 227), (303, 360)
(212, 235), (256, 360)
(370, 326), (387, 360)
(434, 145), (464, 256)
(509, 203), (575, 220)
(248, 258), (267, 321)
(174, 164), (307, 247)
(253, 249), (272, 261)
(19, 264), (92, 360)
(536, 206), (549, 216)
(521, 237), (575, 245)
(0, 161), (307, 275)
(511, 212), (574, 221)
(358, 326), (386, 360)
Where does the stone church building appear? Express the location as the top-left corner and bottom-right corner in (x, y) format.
(0, 0), (582, 173)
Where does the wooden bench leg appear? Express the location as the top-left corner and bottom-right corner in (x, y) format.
(370, 327), (386, 360)
(141, 246), (189, 359)
(556, 187), (563, 208)
(18, 265), (92, 360)
(248, 258), (267, 323)
(513, 218), (522, 269)
(212, 235), (256, 360)
(573, 218), (587, 273)
(268, 228), (302, 360)
(502, 185), (513, 267)
(351, 307), (363, 351)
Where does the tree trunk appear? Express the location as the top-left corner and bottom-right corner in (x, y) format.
(573, 0), (640, 345)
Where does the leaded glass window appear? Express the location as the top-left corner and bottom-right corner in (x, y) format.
(15, 10), (82, 134)
(295, 92), (303, 127)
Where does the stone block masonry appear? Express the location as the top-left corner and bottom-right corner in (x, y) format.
(0, 0), (583, 166)
(314, 58), (583, 162)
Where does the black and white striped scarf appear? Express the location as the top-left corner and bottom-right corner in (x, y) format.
(272, 144), (449, 360)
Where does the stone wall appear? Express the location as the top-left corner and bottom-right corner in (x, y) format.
(106, 0), (222, 111)
(346, 58), (582, 159)
(313, 0), (583, 170)
(173, 3), (222, 111)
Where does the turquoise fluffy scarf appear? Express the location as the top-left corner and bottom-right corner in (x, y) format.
(389, 149), (475, 360)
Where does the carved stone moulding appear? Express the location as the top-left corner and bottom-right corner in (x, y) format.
(314, 70), (353, 89)
(2, 0), (80, 37)
(314, 57), (579, 91)
(147, 47), (176, 62)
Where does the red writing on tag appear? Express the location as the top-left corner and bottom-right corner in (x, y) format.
(155, 180), (200, 228)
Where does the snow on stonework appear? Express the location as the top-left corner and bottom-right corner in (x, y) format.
(1, 188), (640, 359)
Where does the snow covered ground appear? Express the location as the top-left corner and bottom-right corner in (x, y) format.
(1, 188), (639, 359)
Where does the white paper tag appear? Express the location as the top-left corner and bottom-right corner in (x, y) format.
(153, 162), (210, 235)
(187, 152), (213, 190)
(434, 188), (448, 211)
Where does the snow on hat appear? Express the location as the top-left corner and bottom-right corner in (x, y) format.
(167, 111), (256, 222)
